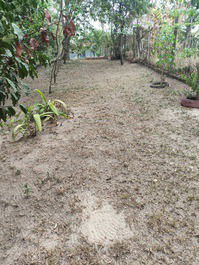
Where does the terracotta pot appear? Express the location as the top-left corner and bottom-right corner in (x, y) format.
(181, 97), (199, 108)
(150, 81), (169, 88)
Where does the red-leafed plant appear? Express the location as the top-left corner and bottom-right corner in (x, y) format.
(40, 28), (50, 45)
(63, 20), (76, 37)
(16, 42), (23, 57)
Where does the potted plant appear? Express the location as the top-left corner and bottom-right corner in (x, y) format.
(181, 63), (199, 108)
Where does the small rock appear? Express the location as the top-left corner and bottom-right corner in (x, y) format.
(123, 162), (128, 168)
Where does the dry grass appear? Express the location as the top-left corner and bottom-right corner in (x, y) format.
(0, 60), (198, 265)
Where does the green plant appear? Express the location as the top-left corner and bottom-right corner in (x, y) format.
(35, 89), (69, 119)
(23, 183), (32, 198)
(12, 89), (69, 140)
(183, 63), (199, 100)
(180, 48), (198, 58)
(155, 24), (176, 83)
(12, 105), (42, 140)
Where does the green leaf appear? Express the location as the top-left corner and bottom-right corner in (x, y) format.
(33, 114), (42, 132)
(16, 58), (29, 71)
(11, 92), (20, 106)
(12, 124), (25, 139)
(2, 34), (15, 44)
(7, 106), (16, 117)
(54, 99), (68, 112)
(40, 111), (54, 117)
(5, 78), (17, 92)
(49, 102), (59, 116)
(35, 89), (47, 104)
(40, 113), (54, 120)
(5, 49), (12, 57)
(20, 82), (30, 96)
(27, 105), (34, 112)
(12, 23), (24, 41)
(19, 104), (28, 114)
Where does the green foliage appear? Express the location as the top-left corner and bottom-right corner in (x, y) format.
(155, 24), (176, 72)
(91, 0), (151, 60)
(35, 89), (69, 119)
(71, 29), (112, 56)
(12, 89), (69, 140)
(182, 67), (199, 97)
(0, 0), (52, 122)
(12, 105), (40, 140)
(92, 0), (151, 27)
(23, 183), (32, 198)
(180, 48), (198, 58)
(180, 42), (199, 97)
(185, 72), (199, 93)
(90, 30), (112, 56)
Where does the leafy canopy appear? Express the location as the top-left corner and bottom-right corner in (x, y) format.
(0, 0), (51, 121)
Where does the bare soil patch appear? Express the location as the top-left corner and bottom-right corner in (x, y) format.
(0, 60), (198, 265)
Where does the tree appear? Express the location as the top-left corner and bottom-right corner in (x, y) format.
(91, 0), (151, 65)
(71, 29), (112, 57)
(183, 0), (199, 48)
(61, 0), (91, 63)
(154, 24), (176, 82)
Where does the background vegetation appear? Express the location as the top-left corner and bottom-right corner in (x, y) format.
(0, 0), (198, 121)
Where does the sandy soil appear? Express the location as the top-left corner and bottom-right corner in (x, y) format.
(0, 60), (199, 265)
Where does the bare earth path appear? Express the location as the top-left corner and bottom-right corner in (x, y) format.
(0, 60), (198, 265)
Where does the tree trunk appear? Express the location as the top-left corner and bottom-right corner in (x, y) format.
(136, 26), (142, 59)
(63, 36), (70, 64)
(120, 33), (124, 65)
(49, 0), (63, 94)
(119, 3), (124, 65)
(111, 32), (120, 59)
(171, 16), (179, 66)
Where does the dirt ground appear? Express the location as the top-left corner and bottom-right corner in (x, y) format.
(0, 60), (198, 265)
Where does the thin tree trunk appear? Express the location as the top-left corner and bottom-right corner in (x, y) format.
(111, 30), (120, 60)
(63, 36), (70, 63)
(171, 16), (179, 66)
(120, 32), (124, 65)
(49, 0), (63, 94)
(119, 3), (124, 65)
